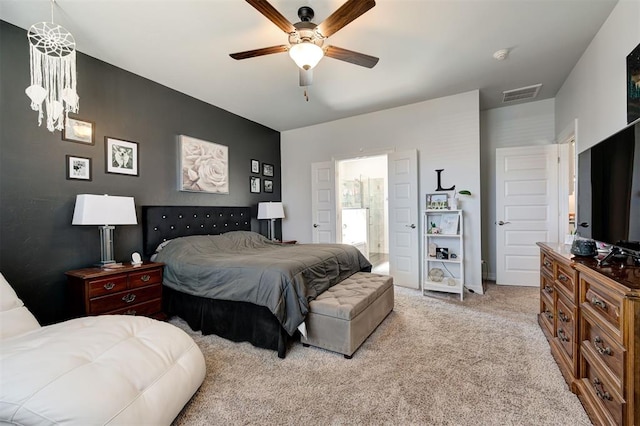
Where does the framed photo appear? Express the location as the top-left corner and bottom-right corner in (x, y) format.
(264, 179), (273, 193)
(440, 213), (460, 235)
(178, 135), (229, 193)
(105, 137), (139, 176)
(263, 163), (274, 177)
(65, 155), (91, 181)
(62, 117), (95, 145)
(251, 159), (260, 174)
(250, 176), (261, 193)
(426, 193), (448, 210)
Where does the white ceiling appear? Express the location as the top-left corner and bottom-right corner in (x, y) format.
(0, 0), (617, 131)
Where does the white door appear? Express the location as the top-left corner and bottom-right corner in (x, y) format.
(496, 145), (559, 286)
(388, 150), (419, 288)
(311, 161), (336, 243)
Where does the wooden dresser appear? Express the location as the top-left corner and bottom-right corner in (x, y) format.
(537, 243), (640, 425)
(66, 262), (165, 319)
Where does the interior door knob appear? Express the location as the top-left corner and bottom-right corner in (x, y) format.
(497, 221), (511, 226)
(405, 224), (416, 229)
(313, 224), (319, 228)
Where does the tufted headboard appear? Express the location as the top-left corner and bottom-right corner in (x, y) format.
(142, 206), (252, 256)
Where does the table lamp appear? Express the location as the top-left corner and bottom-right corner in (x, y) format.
(257, 202), (285, 241)
(72, 194), (137, 265)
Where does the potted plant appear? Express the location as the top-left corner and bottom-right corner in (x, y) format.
(449, 189), (471, 210)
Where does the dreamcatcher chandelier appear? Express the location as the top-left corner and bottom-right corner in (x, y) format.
(25, 0), (79, 132)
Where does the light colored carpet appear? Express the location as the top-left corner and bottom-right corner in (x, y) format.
(171, 284), (591, 425)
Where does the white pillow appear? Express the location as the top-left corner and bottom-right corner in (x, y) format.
(0, 272), (41, 339)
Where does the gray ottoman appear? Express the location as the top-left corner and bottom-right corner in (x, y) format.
(301, 272), (394, 358)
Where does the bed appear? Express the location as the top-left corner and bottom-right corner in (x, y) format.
(142, 206), (371, 358)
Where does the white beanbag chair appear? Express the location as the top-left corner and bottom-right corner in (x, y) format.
(0, 272), (206, 425)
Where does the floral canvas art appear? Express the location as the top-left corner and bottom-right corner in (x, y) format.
(179, 135), (229, 194)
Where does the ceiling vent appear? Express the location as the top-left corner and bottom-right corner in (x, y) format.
(502, 84), (542, 103)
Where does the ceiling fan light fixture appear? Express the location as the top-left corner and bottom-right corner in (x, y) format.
(289, 42), (324, 70)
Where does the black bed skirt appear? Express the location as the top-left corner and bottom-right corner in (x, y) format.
(163, 286), (292, 358)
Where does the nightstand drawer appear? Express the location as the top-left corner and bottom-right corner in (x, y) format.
(87, 274), (128, 298)
(129, 268), (162, 288)
(90, 284), (162, 314)
(110, 298), (162, 317)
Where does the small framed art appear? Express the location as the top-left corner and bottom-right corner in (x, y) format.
(66, 155), (92, 181)
(264, 179), (273, 193)
(426, 193), (448, 210)
(251, 159), (260, 174)
(105, 137), (139, 176)
(250, 176), (261, 193)
(63, 117), (95, 145)
(263, 163), (274, 177)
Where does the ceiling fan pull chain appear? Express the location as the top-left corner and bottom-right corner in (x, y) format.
(304, 88), (309, 102)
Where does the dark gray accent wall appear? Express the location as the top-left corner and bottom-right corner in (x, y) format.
(0, 21), (281, 324)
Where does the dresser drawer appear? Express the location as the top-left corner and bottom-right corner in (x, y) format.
(555, 296), (575, 361)
(129, 268), (162, 289)
(110, 298), (162, 317)
(87, 274), (128, 298)
(541, 250), (554, 276)
(540, 273), (555, 299)
(581, 277), (623, 341)
(555, 262), (576, 302)
(581, 350), (624, 426)
(581, 311), (625, 392)
(89, 284), (162, 314)
(539, 294), (554, 338)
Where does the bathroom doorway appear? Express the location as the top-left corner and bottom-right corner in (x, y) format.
(337, 155), (389, 274)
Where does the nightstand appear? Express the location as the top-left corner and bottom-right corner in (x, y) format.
(66, 262), (165, 320)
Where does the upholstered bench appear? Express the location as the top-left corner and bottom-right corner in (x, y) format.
(301, 272), (394, 358)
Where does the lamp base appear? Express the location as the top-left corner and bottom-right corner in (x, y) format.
(98, 225), (117, 265)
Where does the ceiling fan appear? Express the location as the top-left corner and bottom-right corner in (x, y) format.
(230, 0), (379, 89)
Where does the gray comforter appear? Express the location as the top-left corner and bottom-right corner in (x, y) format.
(155, 231), (372, 335)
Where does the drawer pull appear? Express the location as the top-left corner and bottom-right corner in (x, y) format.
(103, 282), (115, 290)
(557, 328), (570, 342)
(125, 309), (137, 315)
(544, 260), (552, 269)
(122, 294), (136, 303)
(544, 310), (553, 320)
(558, 310), (569, 323)
(594, 336), (612, 356)
(591, 297), (607, 310)
(141, 274), (151, 282)
(544, 285), (553, 294)
(558, 273), (568, 282)
(592, 378), (612, 401)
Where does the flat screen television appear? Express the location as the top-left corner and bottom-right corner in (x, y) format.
(577, 121), (640, 255)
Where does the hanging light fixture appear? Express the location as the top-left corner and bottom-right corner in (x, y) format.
(25, 0), (79, 132)
(289, 41), (324, 71)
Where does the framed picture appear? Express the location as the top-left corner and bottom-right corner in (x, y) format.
(178, 135), (229, 193)
(627, 42), (640, 124)
(426, 193), (448, 210)
(440, 213), (460, 235)
(264, 179), (273, 193)
(251, 159), (260, 174)
(105, 137), (139, 176)
(263, 163), (274, 177)
(62, 117), (95, 145)
(65, 155), (91, 181)
(250, 176), (261, 193)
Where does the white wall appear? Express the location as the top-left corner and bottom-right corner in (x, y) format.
(556, 0), (640, 153)
(281, 90), (483, 292)
(480, 99), (555, 280)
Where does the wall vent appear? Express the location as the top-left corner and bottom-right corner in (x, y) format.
(502, 84), (542, 103)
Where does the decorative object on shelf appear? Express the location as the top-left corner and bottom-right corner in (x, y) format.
(257, 202), (285, 241)
(627, 42), (640, 124)
(250, 176), (261, 193)
(446, 277), (456, 286)
(105, 137), (139, 177)
(263, 163), (274, 177)
(62, 117), (94, 145)
(426, 193), (448, 210)
(178, 135), (228, 193)
(570, 237), (597, 257)
(428, 268), (444, 282)
(71, 194), (138, 265)
(251, 159), (260, 174)
(449, 189), (471, 210)
(428, 242), (437, 257)
(264, 179), (274, 193)
(131, 252), (142, 267)
(440, 213), (460, 235)
(65, 155), (91, 181)
(25, 2), (79, 132)
(428, 221), (441, 234)
(436, 247), (449, 260)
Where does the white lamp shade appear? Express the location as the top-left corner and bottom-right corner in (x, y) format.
(289, 42), (324, 70)
(257, 202), (285, 220)
(72, 194), (137, 225)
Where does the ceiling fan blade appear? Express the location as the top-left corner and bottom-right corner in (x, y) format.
(324, 45), (379, 68)
(230, 45), (289, 60)
(246, 0), (296, 33)
(317, 0), (376, 38)
(299, 69), (313, 87)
